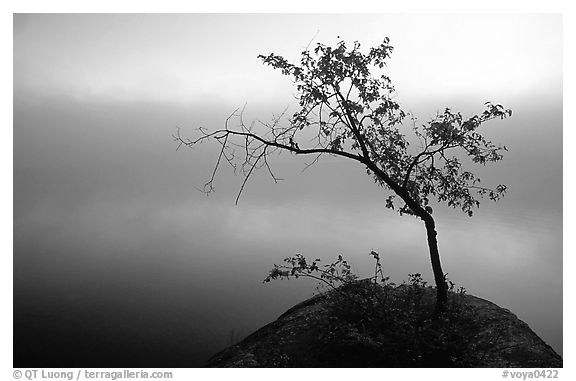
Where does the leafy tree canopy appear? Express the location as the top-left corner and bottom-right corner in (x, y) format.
(255, 38), (511, 217)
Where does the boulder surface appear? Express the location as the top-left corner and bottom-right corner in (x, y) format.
(206, 282), (562, 368)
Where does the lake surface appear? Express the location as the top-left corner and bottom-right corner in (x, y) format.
(13, 96), (562, 367)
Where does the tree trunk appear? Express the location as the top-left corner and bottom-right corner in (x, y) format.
(364, 161), (449, 314)
(422, 214), (448, 314)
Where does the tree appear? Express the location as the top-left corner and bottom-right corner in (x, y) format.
(175, 38), (512, 313)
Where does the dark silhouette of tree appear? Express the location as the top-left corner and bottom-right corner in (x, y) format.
(175, 38), (512, 312)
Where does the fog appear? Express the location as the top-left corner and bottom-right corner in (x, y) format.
(13, 14), (562, 366)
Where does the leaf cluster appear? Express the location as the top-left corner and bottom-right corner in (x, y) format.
(263, 254), (357, 290)
(394, 104), (512, 216)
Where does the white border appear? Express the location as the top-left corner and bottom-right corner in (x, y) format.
(4, 2), (572, 380)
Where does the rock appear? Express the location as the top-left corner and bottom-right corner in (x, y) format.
(206, 282), (562, 367)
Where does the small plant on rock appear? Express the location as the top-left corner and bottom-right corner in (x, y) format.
(264, 252), (490, 367)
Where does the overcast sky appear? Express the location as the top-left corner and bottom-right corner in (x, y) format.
(13, 13), (563, 365)
(14, 14), (561, 103)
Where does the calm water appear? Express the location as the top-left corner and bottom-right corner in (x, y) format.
(14, 97), (562, 367)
